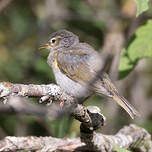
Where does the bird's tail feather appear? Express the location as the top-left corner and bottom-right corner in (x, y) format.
(112, 92), (140, 119)
(93, 72), (139, 119)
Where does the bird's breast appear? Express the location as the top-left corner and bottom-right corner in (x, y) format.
(48, 51), (92, 98)
(53, 67), (91, 98)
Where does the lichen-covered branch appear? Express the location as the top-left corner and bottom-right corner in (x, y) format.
(0, 82), (67, 101)
(0, 82), (104, 130)
(0, 136), (83, 152)
(0, 124), (151, 152)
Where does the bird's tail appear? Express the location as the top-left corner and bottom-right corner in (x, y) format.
(93, 72), (139, 119)
(112, 92), (140, 119)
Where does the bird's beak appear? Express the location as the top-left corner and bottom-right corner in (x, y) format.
(39, 43), (50, 50)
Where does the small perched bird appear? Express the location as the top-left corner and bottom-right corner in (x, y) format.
(40, 29), (139, 119)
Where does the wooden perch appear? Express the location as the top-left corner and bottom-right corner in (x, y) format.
(0, 82), (151, 151)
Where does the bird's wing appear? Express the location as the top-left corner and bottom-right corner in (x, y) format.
(55, 50), (95, 84)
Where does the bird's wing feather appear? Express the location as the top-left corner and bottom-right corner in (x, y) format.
(56, 50), (95, 84)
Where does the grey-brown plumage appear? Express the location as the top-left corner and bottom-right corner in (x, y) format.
(40, 29), (139, 119)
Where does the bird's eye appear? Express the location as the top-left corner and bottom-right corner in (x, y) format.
(51, 38), (56, 44)
(49, 37), (59, 47)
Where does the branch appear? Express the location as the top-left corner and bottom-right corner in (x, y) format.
(0, 82), (66, 100)
(0, 82), (104, 130)
(0, 124), (151, 152)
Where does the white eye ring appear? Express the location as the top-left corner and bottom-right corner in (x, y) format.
(51, 38), (56, 44)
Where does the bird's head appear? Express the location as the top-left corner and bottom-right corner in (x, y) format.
(39, 29), (79, 51)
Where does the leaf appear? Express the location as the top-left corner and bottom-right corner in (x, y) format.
(135, 0), (149, 17)
(119, 20), (152, 79)
(112, 143), (131, 152)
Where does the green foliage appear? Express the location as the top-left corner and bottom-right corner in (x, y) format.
(119, 20), (152, 79)
(135, 0), (149, 16)
(112, 143), (131, 152)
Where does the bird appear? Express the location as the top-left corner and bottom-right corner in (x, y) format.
(40, 29), (139, 119)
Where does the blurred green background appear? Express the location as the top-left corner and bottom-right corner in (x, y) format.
(0, 0), (152, 138)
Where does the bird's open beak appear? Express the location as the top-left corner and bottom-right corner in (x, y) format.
(39, 43), (50, 50)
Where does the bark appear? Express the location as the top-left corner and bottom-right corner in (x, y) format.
(0, 124), (151, 152)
